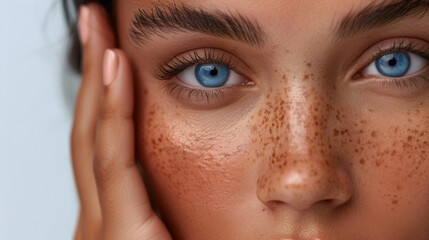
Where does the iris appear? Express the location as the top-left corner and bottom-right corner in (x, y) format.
(375, 52), (410, 77)
(195, 64), (230, 88)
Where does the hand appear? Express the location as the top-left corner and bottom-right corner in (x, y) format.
(71, 4), (172, 240)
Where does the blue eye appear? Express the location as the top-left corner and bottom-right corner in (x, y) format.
(178, 63), (245, 88)
(375, 52), (410, 77)
(363, 52), (428, 78)
(195, 64), (230, 88)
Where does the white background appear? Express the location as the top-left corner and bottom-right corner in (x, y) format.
(1, 0), (80, 239)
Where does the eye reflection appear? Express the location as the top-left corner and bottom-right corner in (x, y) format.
(177, 63), (245, 88)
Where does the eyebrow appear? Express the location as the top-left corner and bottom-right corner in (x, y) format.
(335, 0), (429, 41)
(129, 2), (266, 48)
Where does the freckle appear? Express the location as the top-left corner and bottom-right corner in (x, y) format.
(376, 160), (382, 167)
(371, 131), (378, 138)
(304, 74), (309, 80)
(306, 62), (312, 67)
(282, 75), (286, 80)
(408, 136), (413, 141)
(275, 69), (278, 73)
(396, 185), (402, 190)
(334, 129), (339, 136)
(359, 158), (365, 165)
(392, 199), (398, 204)
(336, 114), (341, 121)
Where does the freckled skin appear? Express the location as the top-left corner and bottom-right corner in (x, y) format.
(115, 0), (429, 239)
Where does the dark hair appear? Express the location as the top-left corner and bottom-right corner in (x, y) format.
(62, 0), (112, 73)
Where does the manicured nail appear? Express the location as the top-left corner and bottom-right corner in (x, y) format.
(103, 49), (119, 86)
(78, 6), (90, 44)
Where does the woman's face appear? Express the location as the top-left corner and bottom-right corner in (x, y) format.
(114, 0), (429, 239)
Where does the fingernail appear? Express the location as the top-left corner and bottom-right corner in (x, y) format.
(78, 6), (90, 44)
(103, 49), (119, 86)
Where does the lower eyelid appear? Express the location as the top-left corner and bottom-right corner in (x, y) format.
(162, 81), (236, 107)
(384, 76), (428, 89)
(350, 74), (429, 99)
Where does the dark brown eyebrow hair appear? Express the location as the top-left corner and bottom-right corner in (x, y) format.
(129, 2), (266, 48)
(335, 0), (429, 41)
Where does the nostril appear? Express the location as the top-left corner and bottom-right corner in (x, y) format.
(319, 197), (352, 209)
(318, 199), (337, 207)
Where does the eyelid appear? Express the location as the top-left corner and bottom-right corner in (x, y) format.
(154, 48), (252, 81)
(362, 52), (428, 77)
(352, 38), (429, 79)
(155, 48), (256, 108)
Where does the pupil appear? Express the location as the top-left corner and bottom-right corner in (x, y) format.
(388, 58), (397, 66)
(209, 68), (218, 76)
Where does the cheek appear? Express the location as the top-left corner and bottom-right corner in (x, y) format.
(135, 89), (257, 234)
(332, 104), (429, 234)
(354, 111), (429, 208)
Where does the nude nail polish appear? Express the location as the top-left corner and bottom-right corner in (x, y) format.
(78, 6), (90, 44)
(103, 49), (119, 86)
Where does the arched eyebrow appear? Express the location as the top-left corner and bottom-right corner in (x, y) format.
(335, 0), (429, 41)
(128, 2), (266, 48)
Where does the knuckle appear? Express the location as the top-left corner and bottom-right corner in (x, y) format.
(133, 214), (165, 240)
(100, 104), (120, 121)
(93, 149), (117, 183)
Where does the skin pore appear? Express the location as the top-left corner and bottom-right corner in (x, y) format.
(108, 0), (429, 239)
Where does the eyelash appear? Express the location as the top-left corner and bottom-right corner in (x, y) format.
(156, 49), (242, 105)
(157, 40), (429, 104)
(368, 40), (429, 64)
(359, 40), (429, 89)
(155, 49), (236, 80)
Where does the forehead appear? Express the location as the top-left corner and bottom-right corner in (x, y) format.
(122, 0), (429, 44)
(128, 0), (382, 22)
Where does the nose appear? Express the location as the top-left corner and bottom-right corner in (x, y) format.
(256, 83), (353, 211)
(257, 159), (353, 211)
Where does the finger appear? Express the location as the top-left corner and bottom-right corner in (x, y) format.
(71, 3), (115, 235)
(73, 213), (83, 240)
(94, 49), (172, 240)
